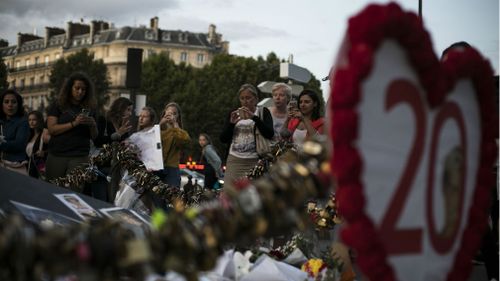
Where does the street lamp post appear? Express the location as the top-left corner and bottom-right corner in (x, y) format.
(419, 0), (422, 18)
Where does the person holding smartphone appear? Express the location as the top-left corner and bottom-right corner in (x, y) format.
(220, 84), (274, 189)
(46, 72), (98, 184)
(281, 89), (324, 147)
(157, 102), (190, 188)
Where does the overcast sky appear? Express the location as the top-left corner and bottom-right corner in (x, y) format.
(0, 0), (498, 100)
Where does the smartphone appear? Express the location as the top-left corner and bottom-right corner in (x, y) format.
(81, 109), (90, 117)
(288, 99), (298, 110)
(237, 108), (245, 117)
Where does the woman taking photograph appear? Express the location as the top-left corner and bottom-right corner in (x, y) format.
(46, 72), (98, 183)
(283, 89), (324, 147)
(0, 89), (30, 175)
(158, 102), (190, 188)
(220, 83), (274, 188)
(198, 133), (223, 190)
(26, 110), (50, 179)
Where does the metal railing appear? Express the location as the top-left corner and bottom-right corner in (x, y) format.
(8, 62), (56, 73)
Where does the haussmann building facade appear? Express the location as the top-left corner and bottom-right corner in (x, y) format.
(0, 17), (229, 110)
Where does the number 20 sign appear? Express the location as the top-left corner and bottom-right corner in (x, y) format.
(330, 3), (497, 281)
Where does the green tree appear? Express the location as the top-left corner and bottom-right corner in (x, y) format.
(0, 53), (8, 93)
(49, 48), (110, 112)
(141, 52), (196, 116)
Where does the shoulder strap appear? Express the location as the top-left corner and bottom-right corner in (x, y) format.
(257, 106), (264, 119)
(38, 133), (44, 152)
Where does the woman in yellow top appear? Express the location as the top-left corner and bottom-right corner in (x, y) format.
(158, 102), (190, 188)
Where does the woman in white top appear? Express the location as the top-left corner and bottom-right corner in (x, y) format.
(268, 83), (292, 144)
(220, 84), (274, 188)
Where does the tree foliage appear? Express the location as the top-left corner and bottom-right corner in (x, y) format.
(140, 52), (323, 161)
(49, 48), (110, 112)
(0, 53), (8, 93)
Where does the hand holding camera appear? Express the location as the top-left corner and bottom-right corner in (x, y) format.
(237, 107), (253, 120)
(161, 111), (179, 128)
(287, 100), (301, 120)
(287, 99), (298, 111)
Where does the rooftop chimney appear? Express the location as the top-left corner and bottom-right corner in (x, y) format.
(0, 39), (8, 48)
(90, 20), (108, 44)
(150, 17), (159, 29)
(65, 21), (90, 47)
(208, 24), (217, 44)
(16, 33), (43, 51)
(44, 27), (65, 47)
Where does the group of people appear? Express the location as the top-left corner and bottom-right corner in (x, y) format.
(220, 82), (325, 186)
(0, 71), (325, 198)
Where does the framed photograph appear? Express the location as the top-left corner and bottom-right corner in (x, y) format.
(54, 193), (100, 220)
(100, 207), (150, 228)
(10, 200), (80, 226)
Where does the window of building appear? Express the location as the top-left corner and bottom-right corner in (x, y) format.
(178, 32), (188, 43)
(34, 57), (39, 65)
(20, 79), (25, 89)
(44, 55), (49, 66)
(197, 53), (204, 64)
(11, 79), (15, 88)
(25, 59), (30, 68)
(147, 49), (156, 57)
(162, 32), (171, 41)
(16, 61), (20, 69)
(180, 52), (188, 62)
(55, 53), (60, 60)
(30, 77), (35, 86)
(40, 75), (44, 84)
(145, 30), (154, 40)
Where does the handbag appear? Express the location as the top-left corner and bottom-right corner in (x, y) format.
(255, 106), (272, 157)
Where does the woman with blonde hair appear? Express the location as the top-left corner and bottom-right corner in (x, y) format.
(269, 82), (292, 143)
(158, 102), (190, 187)
(219, 83), (274, 188)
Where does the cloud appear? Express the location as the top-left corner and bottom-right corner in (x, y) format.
(0, 0), (179, 43)
(0, 0), (179, 18)
(219, 21), (289, 41)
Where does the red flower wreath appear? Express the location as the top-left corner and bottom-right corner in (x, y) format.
(329, 3), (497, 281)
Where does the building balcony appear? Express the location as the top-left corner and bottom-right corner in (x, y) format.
(9, 62), (55, 73)
(18, 83), (51, 93)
